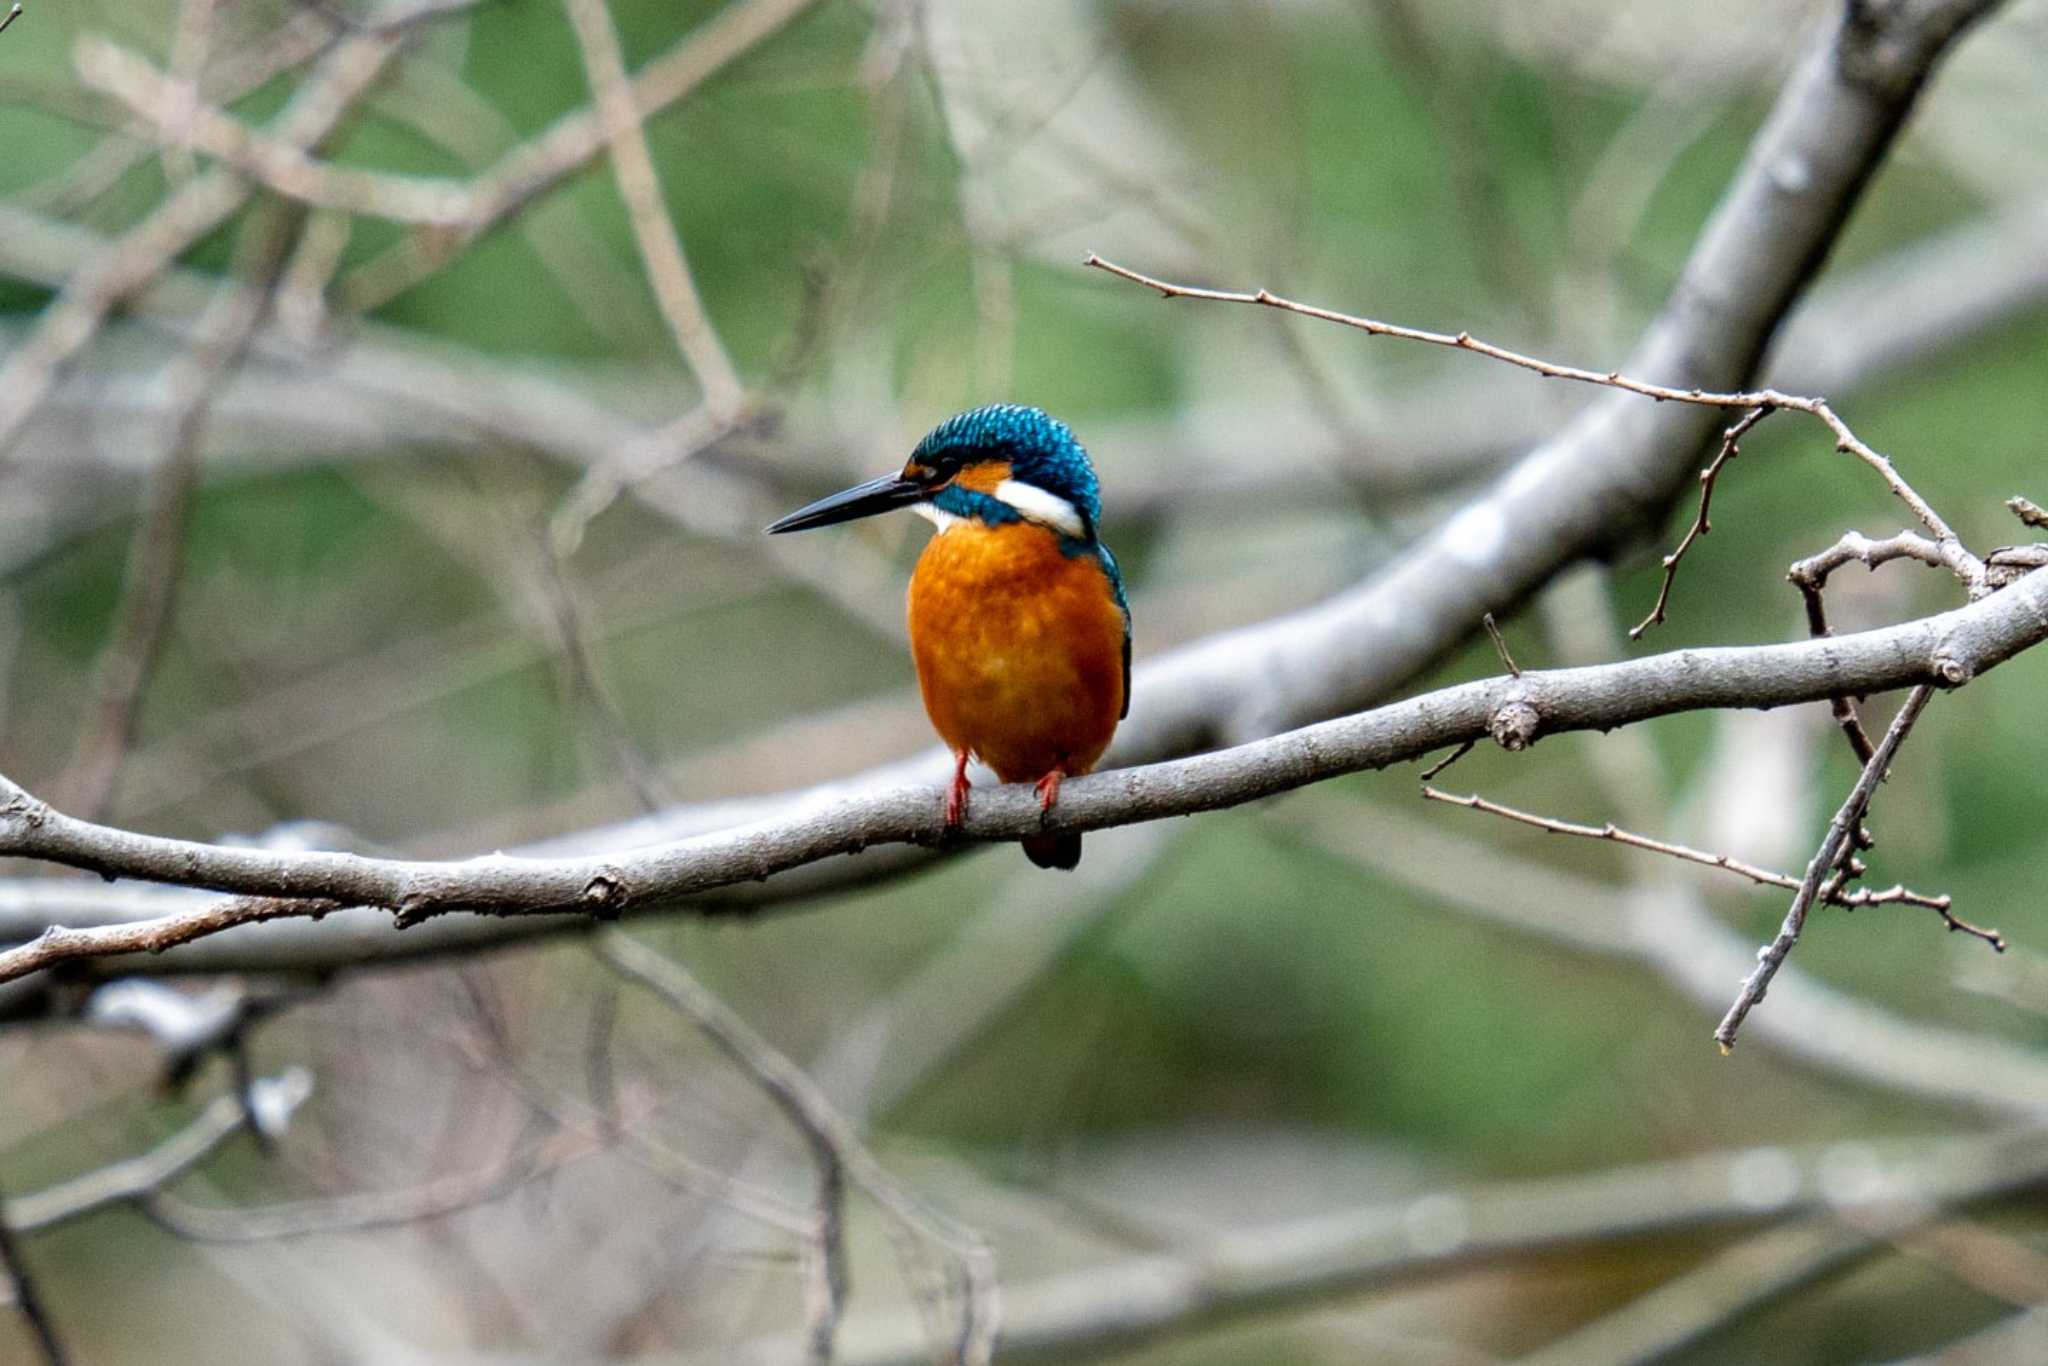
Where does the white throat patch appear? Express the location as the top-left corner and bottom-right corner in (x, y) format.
(913, 502), (963, 533)
(993, 479), (1086, 539)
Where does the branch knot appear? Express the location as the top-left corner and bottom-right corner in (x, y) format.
(1487, 698), (1541, 752)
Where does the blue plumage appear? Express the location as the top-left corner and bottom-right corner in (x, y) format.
(913, 404), (1103, 531)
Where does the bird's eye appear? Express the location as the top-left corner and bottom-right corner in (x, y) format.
(928, 455), (962, 483)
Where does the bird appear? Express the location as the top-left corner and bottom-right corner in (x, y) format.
(767, 404), (1129, 869)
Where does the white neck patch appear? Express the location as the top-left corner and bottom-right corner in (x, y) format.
(993, 479), (1087, 539)
(914, 502), (964, 533)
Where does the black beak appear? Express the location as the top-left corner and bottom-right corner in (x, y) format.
(765, 473), (926, 534)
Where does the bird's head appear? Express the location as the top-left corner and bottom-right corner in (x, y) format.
(766, 404), (1100, 544)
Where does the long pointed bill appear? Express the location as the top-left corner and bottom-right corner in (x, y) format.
(765, 473), (926, 534)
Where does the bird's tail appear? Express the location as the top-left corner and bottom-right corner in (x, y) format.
(1022, 832), (1082, 870)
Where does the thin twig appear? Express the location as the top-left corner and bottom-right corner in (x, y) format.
(0, 32), (398, 459)
(5, 1071), (312, 1232)
(1083, 255), (1985, 588)
(2009, 496), (2048, 531)
(0, 1179), (68, 1366)
(1420, 785), (1964, 915)
(1417, 740), (1476, 783)
(1787, 528), (1965, 787)
(561, 0), (744, 417)
(340, 0), (826, 309)
(19, 11), (333, 217)
(58, 198), (298, 819)
(143, 1127), (596, 1241)
(0, 6), (22, 39)
(1715, 685), (1949, 1053)
(1481, 611), (1520, 676)
(596, 929), (999, 1366)
(1630, 406), (1771, 639)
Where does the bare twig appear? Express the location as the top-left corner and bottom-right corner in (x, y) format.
(0, 1180), (68, 1366)
(20, 12), (333, 217)
(338, 0), (826, 308)
(2, 569), (2045, 985)
(1420, 786), (1963, 916)
(561, 0), (744, 417)
(1630, 406), (1771, 638)
(596, 929), (997, 1366)
(1084, 254), (1987, 594)
(0, 31), (398, 458)
(1292, 787), (2048, 1116)
(1417, 740), (1476, 784)
(1715, 685), (1952, 1053)
(58, 199), (297, 819)
(5, 1071), (312, 1232)
(1787, 528), (1968, 783)
(1481, 612), (1520, 676)
(0, 6), (23, 39)
(160, 0), (215, 183)
(696, 1125), (2048, 1366)
(2009, 496), (2048, 531)
(144, 1127), (597, 1241)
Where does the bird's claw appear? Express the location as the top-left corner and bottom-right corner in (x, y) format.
(1034, 770), (1063, 812)
(944, 752), (971, 828)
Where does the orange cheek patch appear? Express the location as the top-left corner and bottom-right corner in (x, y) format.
(950, 460), (1013, 494)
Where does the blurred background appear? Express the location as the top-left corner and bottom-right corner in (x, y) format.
(2, 0), (2047, 1361)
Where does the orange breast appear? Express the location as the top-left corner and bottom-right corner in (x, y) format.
(907, 521), (1126, 785)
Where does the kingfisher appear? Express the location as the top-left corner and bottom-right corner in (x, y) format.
(767, 405), (1130, 869)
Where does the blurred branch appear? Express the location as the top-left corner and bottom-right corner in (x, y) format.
(1514, 1217), (1901, 1366)
(4, 1071), (312, 1232)
(1289, 788), (2048, 1117)
(693, 1126), (2048, 1366)
(562, 0), (744, 417)
(1519, 1188), (2048, 1365)
(0, 30), (399, 458)
(18, 10), (333, 216)
(1, 567), (2045, 985)
(597, 930), (998, 1366)
(1882, 1305), (2048, 1366)
(0, 1177), (68, 1366)
(64, 0), (827, 284)
(58, 199), (297, 820)
(1081, 0), (2003, 752)
(342, 0), (825, 307)
(144, 1125), (597, 1242)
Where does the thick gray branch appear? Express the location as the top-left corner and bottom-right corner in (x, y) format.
(1, 568), (2044, 983)
(1145, 0), (2001, 746)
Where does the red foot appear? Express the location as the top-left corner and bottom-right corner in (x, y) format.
(943, 750), (971, 827)
(1034, 769), (1063, 812)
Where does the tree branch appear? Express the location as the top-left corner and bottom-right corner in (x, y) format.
(0, 0), (2015, 991)
(3, 1071), (312, 1232)
(0, 1178), (68, 1366)
(597, 930), (997, 1366)
(1714, 684), (1942, 1051)
(0, 568), (2044, 984)
(688, 1125), (2048, 1366)
(0, 31), (398, 458)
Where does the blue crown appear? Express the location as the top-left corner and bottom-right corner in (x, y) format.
(912, 404), (1102, 531)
